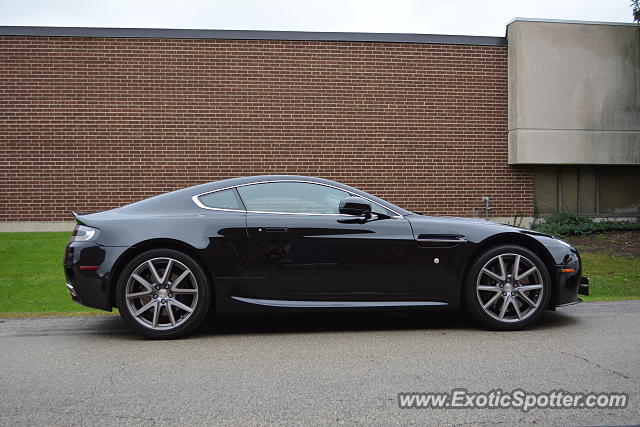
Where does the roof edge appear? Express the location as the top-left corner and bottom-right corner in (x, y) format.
(0, 25), (507, 46)
(507, 17), (638, 27)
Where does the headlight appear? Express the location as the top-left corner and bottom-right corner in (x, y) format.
(70, 225), (99, 242)
(556, 238), (574, 250)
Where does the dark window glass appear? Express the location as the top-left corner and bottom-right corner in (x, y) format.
(534, 166), (640, 216)
(198, 189), (242, 210)
(598, 168), (640, 215)
(578, 167), (596, 215)
(534, 167), (558, 215)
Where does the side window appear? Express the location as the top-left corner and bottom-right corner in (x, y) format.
(371, 204), (398, 217)
(197, 189), (243, 210)
(237, 182), (350, 214)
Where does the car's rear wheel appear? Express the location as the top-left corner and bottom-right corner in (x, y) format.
(116, 249), (211, 339)
(464, 245), (551, 330)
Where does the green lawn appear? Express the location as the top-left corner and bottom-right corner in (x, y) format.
(0, 232), (638, 317)
(580, 252), (640, 301)
(0, 232), (107, 316)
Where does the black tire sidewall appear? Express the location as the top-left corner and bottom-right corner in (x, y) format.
(116, 248), (211, 339)
(464, 245), (551, 330)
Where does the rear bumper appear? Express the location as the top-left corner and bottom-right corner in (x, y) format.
(63, 241), (129, 311)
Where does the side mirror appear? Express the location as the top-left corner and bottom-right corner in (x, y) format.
(339, 197), (372, 217)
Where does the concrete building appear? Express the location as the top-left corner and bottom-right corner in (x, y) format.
(0, 19), (638, 230)
(508, 19), (640, 218)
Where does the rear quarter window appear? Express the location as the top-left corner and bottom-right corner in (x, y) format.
(197, 189), (243, 210)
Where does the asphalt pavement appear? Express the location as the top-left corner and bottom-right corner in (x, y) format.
(1, 301), (639, 426)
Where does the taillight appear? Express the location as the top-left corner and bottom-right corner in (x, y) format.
(70, 225), (99, 242)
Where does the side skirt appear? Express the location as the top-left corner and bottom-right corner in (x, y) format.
(555, 298), (582, 308)
(231, 296), (448, 308)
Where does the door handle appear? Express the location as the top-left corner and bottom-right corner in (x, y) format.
(261, 227), (289, 233)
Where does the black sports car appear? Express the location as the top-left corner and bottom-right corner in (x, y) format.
(64, 175), (589, 338)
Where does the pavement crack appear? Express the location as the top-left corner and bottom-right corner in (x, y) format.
(48, 409), (160, 425)
(107, 362), (127, 387)
(558, 350), (631, 381)
(50, 362), (126, 425)
(502, 334), (634, 383)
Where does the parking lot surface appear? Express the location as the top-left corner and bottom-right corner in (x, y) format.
(1, 301), (638, 425)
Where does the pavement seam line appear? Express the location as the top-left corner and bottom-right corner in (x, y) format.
(502, 334), (634, 383)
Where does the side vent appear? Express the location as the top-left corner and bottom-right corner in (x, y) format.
(416, 234), (467, 247)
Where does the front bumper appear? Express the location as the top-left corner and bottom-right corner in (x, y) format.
(552, 248), (586, 307)
(578, 276), (589, 296)
(63, 241), (129, 311)
(556, 277), (589, 307)
(529, 235), (589, 309)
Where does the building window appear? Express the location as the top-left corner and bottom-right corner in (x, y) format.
(534, 167), (640, 217)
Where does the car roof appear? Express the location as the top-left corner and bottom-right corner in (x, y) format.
(118, 175), (410, 216)
(191, 175), (339, 193)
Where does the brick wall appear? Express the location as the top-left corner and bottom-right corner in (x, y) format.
(0, 35), (533, 221)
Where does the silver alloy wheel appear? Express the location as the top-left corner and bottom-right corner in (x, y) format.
(476, 253), (544, 323)
(125, 257), (199, 331)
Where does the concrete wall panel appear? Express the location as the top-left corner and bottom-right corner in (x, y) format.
(508, 20), (640, 165)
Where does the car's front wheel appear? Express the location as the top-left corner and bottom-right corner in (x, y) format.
(116, 249), (211, 339)
(464, 245), (551, 330)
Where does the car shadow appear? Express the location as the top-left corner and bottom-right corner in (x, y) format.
(87, 307), (580, 340)
(193, 308), (580, 337)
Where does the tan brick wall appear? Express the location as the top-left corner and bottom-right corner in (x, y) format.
(0, 36), (533, 221)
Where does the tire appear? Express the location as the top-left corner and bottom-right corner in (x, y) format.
(116, 248), (211, 339)
(464, 245), (551, 331)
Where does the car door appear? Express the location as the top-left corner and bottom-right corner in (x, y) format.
(236, 181), (416, 299)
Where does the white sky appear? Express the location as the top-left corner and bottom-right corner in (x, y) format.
(0, 0), (634, 36)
